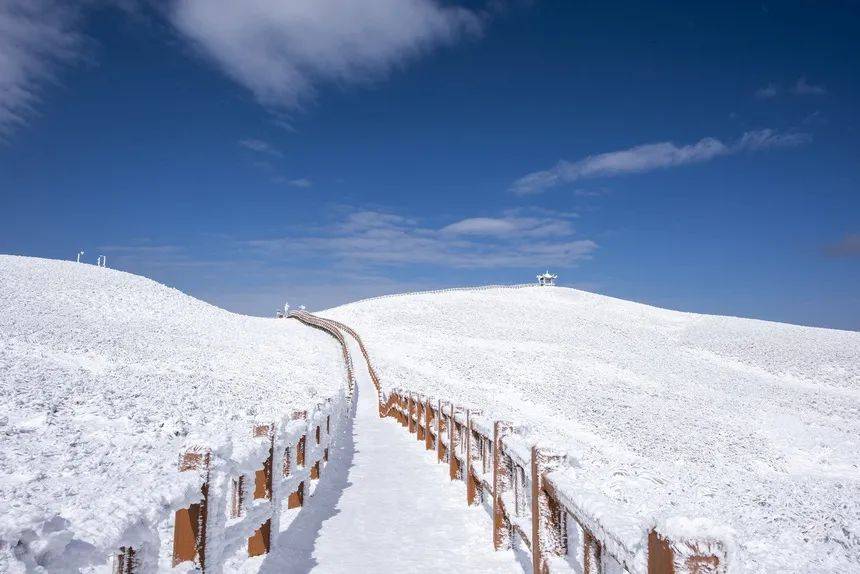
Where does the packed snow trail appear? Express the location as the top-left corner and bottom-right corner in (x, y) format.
(254, 332), (526, 573)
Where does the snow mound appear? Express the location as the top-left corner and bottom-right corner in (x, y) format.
(0, 255), (344, 570)
(323, 285), (860, 573)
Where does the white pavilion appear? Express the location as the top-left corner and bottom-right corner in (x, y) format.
(536, 271), (557, 286)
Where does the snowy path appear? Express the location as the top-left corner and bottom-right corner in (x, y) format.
(255, 333), (526, 573)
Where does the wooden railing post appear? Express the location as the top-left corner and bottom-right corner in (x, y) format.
(531, 446), (564, 574)
(583, 530), (602, 574)
(448, 403), (459, 480)
(286, 412), (308, 510)
(425, 398), (434, 451)
(312, 414), (322, 480)
(408, 394), (416, 434)
(492, 421), (513, 550)
(465, 409), (474, 504)
(248, 424), (274, 557)
(416, 396), (425, 442)
(436, 399), (445, 463)
(648, 530), (724, 574)
(466, 409), (483, 506)
(172, 450), (210, 569)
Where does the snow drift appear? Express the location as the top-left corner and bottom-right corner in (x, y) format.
(323, 286), (860, 572)
(0, 255), (345, 571)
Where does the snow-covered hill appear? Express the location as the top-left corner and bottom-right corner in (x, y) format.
(0, 255), (344, 571)
(323, 286), (860, 572)
(3, 256), (858, 572)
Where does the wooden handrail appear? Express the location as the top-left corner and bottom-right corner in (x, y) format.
(303, 307), (730, 573)
(106, 314), (357, 572)
(376, 382), (728, 574)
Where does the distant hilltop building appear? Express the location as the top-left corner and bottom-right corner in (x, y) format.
(536, 271), (557, 286)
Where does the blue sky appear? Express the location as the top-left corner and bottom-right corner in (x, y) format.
(1, 0), (858, 329)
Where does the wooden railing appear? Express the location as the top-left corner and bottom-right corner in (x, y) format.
(107, 317), (357, 573)
(162, 400), (345, 572)
(101, 307), (729, 573)
(291, 311), (383, 412)
(381, 388), (728, 574)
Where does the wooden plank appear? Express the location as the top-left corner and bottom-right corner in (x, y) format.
(648, 530), (724, 574)
(288, 481), (304, 509)
(172, 450), (210, 569)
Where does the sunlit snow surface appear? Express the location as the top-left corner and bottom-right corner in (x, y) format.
(240, 335), (525, 573)
(324, 286), (860, 572)
(0, 255), (344, 571)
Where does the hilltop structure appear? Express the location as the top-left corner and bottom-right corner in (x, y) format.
(536, 271), (557, 286)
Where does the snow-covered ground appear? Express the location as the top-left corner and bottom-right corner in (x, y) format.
(323, 286), (860, 572)
(0, 256), (345, 571)
(3, 255), (858, 572)
(250, 333), (525, 573)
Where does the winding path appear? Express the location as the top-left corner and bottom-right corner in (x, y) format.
(255, 327), (525, 573)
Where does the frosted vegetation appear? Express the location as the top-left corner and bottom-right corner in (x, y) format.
(324, 286), (860, 572)
(0, 256), (344, 571)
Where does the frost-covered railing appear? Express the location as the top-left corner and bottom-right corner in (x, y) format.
(287, 311), (356, 398)
(153, 400), (348, 573)
(296, 314), (384, 406)
(382, 389), (728, 574)
(106, 327), (356, 572)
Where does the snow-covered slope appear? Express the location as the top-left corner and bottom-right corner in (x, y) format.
(323, 286), (860, 572)
(0, 255), (344, 570)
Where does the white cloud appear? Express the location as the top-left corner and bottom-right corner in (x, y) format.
(755, 83), (778, 99)
(238, 138), (283, 157)
(288, 177), (312, 188)
(0, 0), (82, 137)
(441, 215), (574, 238)
(244, 208), (596, 269)
(512, 129), (811, 195)
(169, 0), (481, 113)
(734, 128), (811, 151)
(792, 77), (827, 96)
(574, 188), (608, 198)
(754, 78), (828, 101)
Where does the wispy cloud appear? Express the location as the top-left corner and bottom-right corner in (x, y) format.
(574, 188), (609, 198)
(511, 129), (811, 195)
(802, 110), (828, 127)
(238, 138), (283, 157)
(791, 77), (827, 96)
(287, 177), (312, 188)
(754, 83), (778, 99)
(754, 77), (828, 100)
(734, 129), (810, 151)
(440, 213), (575, 238)
(169, 0), (482, 116)
(243, 208), (596, 269)
(0, 1), (83, 137)
(824, 234), (860, 258)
